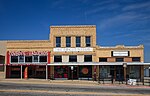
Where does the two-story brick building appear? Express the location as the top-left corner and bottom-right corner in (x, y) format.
(0, 25), (147, 81)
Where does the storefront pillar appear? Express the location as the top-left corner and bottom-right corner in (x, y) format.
(123, 63), (127, 81)
(46, 65), (48, 80)
(141, 65), (144, 81)
(21, 65), (22, 79)
(114, 66), (116, 80)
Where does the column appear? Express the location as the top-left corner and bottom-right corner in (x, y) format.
(141, 65), (144, 82)
(21, 65), (22, 79)
(46, 65), (48, 80)
(124, 67), (127, 81)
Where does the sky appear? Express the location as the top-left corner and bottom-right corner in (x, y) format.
(0, 0), (150, 62)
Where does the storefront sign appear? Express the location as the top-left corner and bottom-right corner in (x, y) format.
(53, 47), (93, 52)
(112, 51), (129, 56)
(9, 51), (48, 56)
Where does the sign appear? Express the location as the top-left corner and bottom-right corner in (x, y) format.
(53, 47), (93, 52)
(112, 51), (129, 56)
(9, 51), (48, 56)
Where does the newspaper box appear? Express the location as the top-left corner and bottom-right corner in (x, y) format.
(127, 79), (137, 85)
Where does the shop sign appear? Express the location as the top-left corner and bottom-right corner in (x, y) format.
(9, 51), (48, 56)
(53, 47), (93, 52)
(112, 51), (129, 56)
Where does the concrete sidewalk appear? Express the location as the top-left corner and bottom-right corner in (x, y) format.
(0, 78), (150, 89)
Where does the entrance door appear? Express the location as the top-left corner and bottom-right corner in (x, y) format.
(116, 66), (124, 81)
(68, 66), (78, 80)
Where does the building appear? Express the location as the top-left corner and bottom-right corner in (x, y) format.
(0, 25), (149, 81)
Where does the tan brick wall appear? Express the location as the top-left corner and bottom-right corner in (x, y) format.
(50, 26), (96, 48)
(0, 41), (7, 56)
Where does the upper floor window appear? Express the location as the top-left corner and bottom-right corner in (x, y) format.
(56, 37), (61, 47)
(69, 55), (77, 62)
(116, 58), (124, 62)
(66, 37), (71, 47)
(132, 57), (140, 62)
(99, 58), (107, 62)
(33, 55), (39, 63)
(54, 55), (62, 62)
(86, 36), (91, 47)
(84, 55), (92, 62)
(76, 36), (81, 47)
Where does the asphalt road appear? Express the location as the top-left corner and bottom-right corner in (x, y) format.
(0, 82), (150, 96)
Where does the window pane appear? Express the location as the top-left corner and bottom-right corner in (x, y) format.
(116, 58), (124, 62)
(76, 36), (81, 47)
(19, 55), (24, 63)
(33, 55), (39, 62)
(66, 37), (71, 47)
(56, 37), (61, 47)
(11, 56), (18, 63)
(54, 55), (62, 62)
(132, 57), (140, 62)
(69, 55), (77, 62)
(99, 58), (107, 62)
(25, 56), (32, 63)
(86, 36), (91, 47)
(84, 55), (92, 62)
(39, 56), (47, 62)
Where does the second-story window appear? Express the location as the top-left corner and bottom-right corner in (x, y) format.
(76, 36), (81, 47)
(66, 37), (71, 47)
(69, 55), (77, 62)
(56, 37), (61, 47)
(116, 58), (124, 62)
(86, 36), (91, 47)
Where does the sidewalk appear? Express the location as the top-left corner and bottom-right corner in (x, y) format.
(0, 78), (150, 89)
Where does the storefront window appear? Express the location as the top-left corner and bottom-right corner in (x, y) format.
(129, 66), (140, 79)
(19, 55), (24, 63)
(39, 56), (47, 62)
(116, 58), (124, 62)
(54, 55), (62, 62)
(69, 55), (77, 62)
(99, 58), (107, 62)
(33, 55), (39, 63)
(79, 65), (92, 78)
(84, 55), (92, 62)
(54, 66), (68, 78)
(11, 56), (18, 63)
(100, 66), (110, 78)
(25, 56), (32, 63)
(132, 57), (140, 62)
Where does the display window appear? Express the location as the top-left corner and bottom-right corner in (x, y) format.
(79, 66), (92, 78)
(54, 66), (68, 78)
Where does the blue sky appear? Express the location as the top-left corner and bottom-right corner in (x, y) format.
(0, 0), (150, 62)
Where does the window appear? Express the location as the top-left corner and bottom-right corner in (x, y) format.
(84, 55), (92, 62)
(86, 36), (91, 47)
(76, 36), (81, 47)
(19, 55), (24, 63)
(25, 56), (32, 63)
(33, 55), (39, 63)
(56, 37), (61, 47)
(54, 55), (62, 62)
(69, 55), (77, 62)
(116, 58), (124, 62)
(132, 57), (140, 62)
(99, 58), (107, 62)
(11, 56), (18, 63)
(66, 37), (71, 47)
(39, 56), (47, 62)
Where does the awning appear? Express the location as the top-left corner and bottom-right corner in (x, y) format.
(47, 62), (150, 66)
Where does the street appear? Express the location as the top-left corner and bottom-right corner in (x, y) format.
(0, 80), (150, 96)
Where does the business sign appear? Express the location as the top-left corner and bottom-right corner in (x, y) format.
(53, 47), (93, 52)
(9, 51), (48, 56)
(112, 51), (129, 56)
